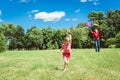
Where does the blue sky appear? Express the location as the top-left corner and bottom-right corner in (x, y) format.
(0, 0), (120, 31)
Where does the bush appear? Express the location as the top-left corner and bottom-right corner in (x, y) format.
(106, 38), (116, 48)
(108, 45), (116, 48)
(0, 33), (7, 53)
(115, 32), (120, 48)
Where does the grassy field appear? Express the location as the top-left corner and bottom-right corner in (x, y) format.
(0, 49), (120, 80)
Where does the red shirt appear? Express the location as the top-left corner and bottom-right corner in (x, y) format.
(92, 30), (102, 40)
(62, 43), (71, 53)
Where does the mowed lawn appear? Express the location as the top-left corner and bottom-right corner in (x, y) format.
(0, 49), (120, 80)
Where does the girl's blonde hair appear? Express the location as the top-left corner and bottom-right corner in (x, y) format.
(64, 36), (70, 43)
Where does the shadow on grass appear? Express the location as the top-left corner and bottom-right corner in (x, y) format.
(54, 67), (63, 71)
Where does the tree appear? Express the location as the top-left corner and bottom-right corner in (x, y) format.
(106, 9), (120, 38)
(52, 29), (67, 49)
(0, 33), (7, 52)
(106, 38), (116, 48)
(115, 32), (120, 48)
(88, 11), (105, 25)
(41, 27), (54, 49)
(0, 23), (16, 49)
(72, 27), (88, 48)
(9, 25), (25, 50)
(0, 9), (120, 50)
(25, 26), (43, 50)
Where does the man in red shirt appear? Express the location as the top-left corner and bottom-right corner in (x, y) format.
(89, 26), (102, 52)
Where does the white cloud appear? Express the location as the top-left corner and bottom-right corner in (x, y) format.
(80, 0), (100, 5)
(65, 18), (70, 21)
(75, 9), (80, 13)
(27, 10), (39, 14)
(0, 18), (3, 22)
(31, 10), (39, 13)
(20, 0), (36, 3)
(64, 18), (78, 21)
(80, 0), (87, 3)
(72, 18), (78, 21)
(34, 11), (65, 22)
(0, 10), (2, 16)
(27, 9), (39, 19)
(93, 1), (99, 5)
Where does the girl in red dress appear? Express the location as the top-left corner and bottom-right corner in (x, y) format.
(57, 30), (72, 72)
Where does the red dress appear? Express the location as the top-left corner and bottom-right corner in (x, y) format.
(62, 43), (71, 60)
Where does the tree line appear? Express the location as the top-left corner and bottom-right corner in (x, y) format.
(0, 9), (120, 52)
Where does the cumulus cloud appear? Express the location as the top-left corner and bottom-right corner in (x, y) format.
(80, 0), (87, 3)
(34, 11), (65, 22)
(75, 9), (80, 13)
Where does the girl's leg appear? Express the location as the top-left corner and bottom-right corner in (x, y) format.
(63, 57), (69, 72)
(63, 62), (67, 72)
(64, 57), (69, 64)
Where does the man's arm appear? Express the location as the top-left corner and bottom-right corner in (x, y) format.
(89, 28), (93, 33)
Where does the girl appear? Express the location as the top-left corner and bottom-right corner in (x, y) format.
(57, 36), (72, 72)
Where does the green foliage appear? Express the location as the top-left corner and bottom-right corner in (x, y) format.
(0, 33), (7, 52)
(115, 32), (120, 48)
(52, 29), (67, 49)
(41, 27), (54, 49)
(72, 27), (88, 48)
(88, 9), (120, 48)
(106, 9), (120, 37)
(106, 38), (116, 48)
(25, 26), (43, 50)
(88, 11), (105, 25)
(9, 25), (25, 50)
(108, 45), (116, 48)
(0, 9), (120, 50)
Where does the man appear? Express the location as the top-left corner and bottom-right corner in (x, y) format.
(89, 26), (102, 52)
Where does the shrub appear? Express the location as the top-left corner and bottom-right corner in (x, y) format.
(115, 32), (120, 48)
(106, 38), (116, 48)
(0, 33), (7, 53)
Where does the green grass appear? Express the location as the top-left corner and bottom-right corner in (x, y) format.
(0, 49), (120, 80)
